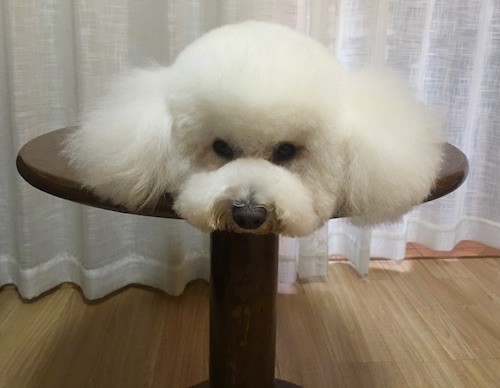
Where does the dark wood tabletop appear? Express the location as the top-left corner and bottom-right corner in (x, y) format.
(16, 127), (469, 219)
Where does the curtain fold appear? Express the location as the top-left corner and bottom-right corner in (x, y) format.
(1, 1), (499, 299)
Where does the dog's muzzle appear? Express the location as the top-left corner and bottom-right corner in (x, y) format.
(232, 203), (267, 230)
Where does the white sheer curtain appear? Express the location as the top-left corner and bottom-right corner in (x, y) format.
(331, 0), (500, 274)
(1, 1), (499, 299)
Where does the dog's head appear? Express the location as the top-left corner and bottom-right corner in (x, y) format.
(169, 102), (343, 236)
(65, 21), (442, 237)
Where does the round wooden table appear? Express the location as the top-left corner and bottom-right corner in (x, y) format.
(17, 128), (468, 388)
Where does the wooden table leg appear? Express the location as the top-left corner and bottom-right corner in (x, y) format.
(193, 231), (300, 387)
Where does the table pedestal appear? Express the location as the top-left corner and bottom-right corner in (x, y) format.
(193, 231), (299, 387)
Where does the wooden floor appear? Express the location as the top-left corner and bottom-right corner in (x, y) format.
(0, 258), (499, 387)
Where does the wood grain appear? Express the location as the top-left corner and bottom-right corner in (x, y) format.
(1, 258), (498, 387)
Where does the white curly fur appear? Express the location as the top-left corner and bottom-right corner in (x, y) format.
(63, 21), (443, 237)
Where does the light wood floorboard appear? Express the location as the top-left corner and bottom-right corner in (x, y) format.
(0, 258), (498, 387)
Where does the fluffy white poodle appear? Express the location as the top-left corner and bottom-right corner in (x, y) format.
(64, 21), (442, 237)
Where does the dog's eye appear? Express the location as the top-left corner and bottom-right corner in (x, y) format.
(273, 142), (297, 163)
(212, 139), (234, 159)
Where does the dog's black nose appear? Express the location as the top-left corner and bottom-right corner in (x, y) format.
(232, 205), (267, 230)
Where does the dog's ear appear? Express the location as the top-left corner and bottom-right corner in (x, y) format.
(64, 68), (175, 210)
(338, 69), (443, 224)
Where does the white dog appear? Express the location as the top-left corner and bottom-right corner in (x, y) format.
(64, 21), (442, 237)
